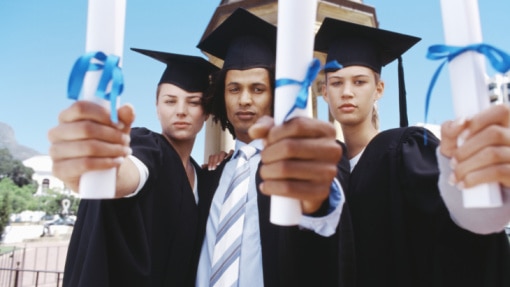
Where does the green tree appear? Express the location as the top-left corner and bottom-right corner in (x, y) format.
(0, 178), (38, 214)
(36, 189), (80, 216)
(0, 191), (11, 238)
(0, 148), (35, 187)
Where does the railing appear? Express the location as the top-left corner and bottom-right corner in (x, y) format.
(0, 266), (63, 287)
(0, 243), (68, 287)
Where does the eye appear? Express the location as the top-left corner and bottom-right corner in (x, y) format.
(252, 84), (266, 94)
(188, 100), (201, 106)
(354, 80), (366, 86)
(164, 99), (177, 104)
(329, 80), (342, 87)
(228, 86), (240, 94)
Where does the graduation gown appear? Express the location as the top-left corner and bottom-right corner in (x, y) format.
(63, 127), (217, 287)
(343, 126), (510, 287)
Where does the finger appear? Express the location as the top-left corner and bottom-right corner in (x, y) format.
(259, 160), (338, 183)
(52, 157), (124, 189)
(439, 118), (467, 157)
(207, 154), (222, 169)
(454, 125), (510, 163)
(467, 105), (510, 136)
(454, 146), (510, 182)
(266, 117), (336, 145)
(49, 139), (131, 161)
(259, 180), (331, 203)
(261, 138), (341, 164)
(59, 101), (113, 125)
(117, 103), (136, 133)
(459, 163), (510, 188)
(48, 120), (129, 146)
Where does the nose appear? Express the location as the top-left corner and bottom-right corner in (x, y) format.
(342, 82), (355, 98)
(239, 89), (252, 106)
(176, 100), (187, 116)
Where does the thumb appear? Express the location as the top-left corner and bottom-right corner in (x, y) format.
(248, 115), (274, 140)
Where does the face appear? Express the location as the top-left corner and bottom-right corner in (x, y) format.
(323, 65), (383, 129)
(224, 68), (272, 143)
(156, 83), (208, 143)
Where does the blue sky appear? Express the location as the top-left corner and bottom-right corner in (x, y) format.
(1, 1), (509, 163)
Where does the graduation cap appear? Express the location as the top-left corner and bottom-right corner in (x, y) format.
(315, 18), (421, 127)
(197, 8), (276, 70)
(131, 48), (218, 92)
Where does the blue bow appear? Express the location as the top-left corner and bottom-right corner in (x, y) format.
(424, 43), (510, 125)
(67, 51), (124, 122)
(323, 60), (343, 71)
(275, 58), (322, 120)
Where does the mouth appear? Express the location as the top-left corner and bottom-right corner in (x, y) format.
(173, 121), (191, 128)
(235, 111), (256, 120)
(339, 103), (357, 112)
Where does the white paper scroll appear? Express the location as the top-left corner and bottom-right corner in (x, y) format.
(80, 0), (126, 199)
(440, 0), (502, 208)
(271, 0), (318, 225)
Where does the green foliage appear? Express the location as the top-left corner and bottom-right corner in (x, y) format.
(0, 178), (37, 213)
(36, 189), (80, 216)
(0, 191), (11, 237)
(0, 148), (80, 225)
(0, 148), (35, 187)
(0, 178), (81, 217)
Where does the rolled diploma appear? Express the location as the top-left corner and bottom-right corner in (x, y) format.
(440, 0), (502, 208)
(271, 0), (318, 225)
(79, 0), (126, 199)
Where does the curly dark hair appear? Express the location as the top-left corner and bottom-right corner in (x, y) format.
(203, 67), (275, 139)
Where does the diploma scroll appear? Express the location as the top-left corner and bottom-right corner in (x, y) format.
(271, 0), (318, 225)
(79, 0), (126, 199)
(440, 0), (502, 208)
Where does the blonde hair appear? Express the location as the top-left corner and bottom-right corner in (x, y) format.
(372, 102), (379, 130)
(371, 72), (381, 130)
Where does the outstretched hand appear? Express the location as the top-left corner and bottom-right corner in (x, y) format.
(249, 115), (342, 214)
(440, 104), (510, 188)
(48, 101), (135, 192)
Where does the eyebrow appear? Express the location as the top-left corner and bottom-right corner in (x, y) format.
(161, 94), (202, 99)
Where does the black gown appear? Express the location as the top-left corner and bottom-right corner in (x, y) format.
(342, 126), (510, 287)
(63, 127), (218, 287)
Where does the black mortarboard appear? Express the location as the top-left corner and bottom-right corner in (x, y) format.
(197, 8), (276, 70)
(131, 48), (218, 92)
(315, 18), (421, 127)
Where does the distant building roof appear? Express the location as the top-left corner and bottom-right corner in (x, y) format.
(22, 155), (52, 173)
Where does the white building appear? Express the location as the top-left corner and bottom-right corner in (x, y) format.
(22, 155), (67, 195)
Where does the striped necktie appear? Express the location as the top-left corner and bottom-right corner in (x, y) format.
(210, 145), (258, 287)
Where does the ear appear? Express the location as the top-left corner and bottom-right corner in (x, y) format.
(321, 83), (330, 104)
(156, 105), (162, 121)
(375, 80), (384, 101)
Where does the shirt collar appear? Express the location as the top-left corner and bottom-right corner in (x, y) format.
(233, 139), (264, 159)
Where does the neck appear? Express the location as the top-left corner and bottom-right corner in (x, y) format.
(163, 134), (195, 168)
(341, 121), (378, 159)
(236, 133), (252, 145)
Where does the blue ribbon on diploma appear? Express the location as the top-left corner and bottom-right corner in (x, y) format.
(424, 43), (510, 125)
(67, 51), (124, 122)
(275, 58), (322, 120)
(323, 60), (344, 71)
